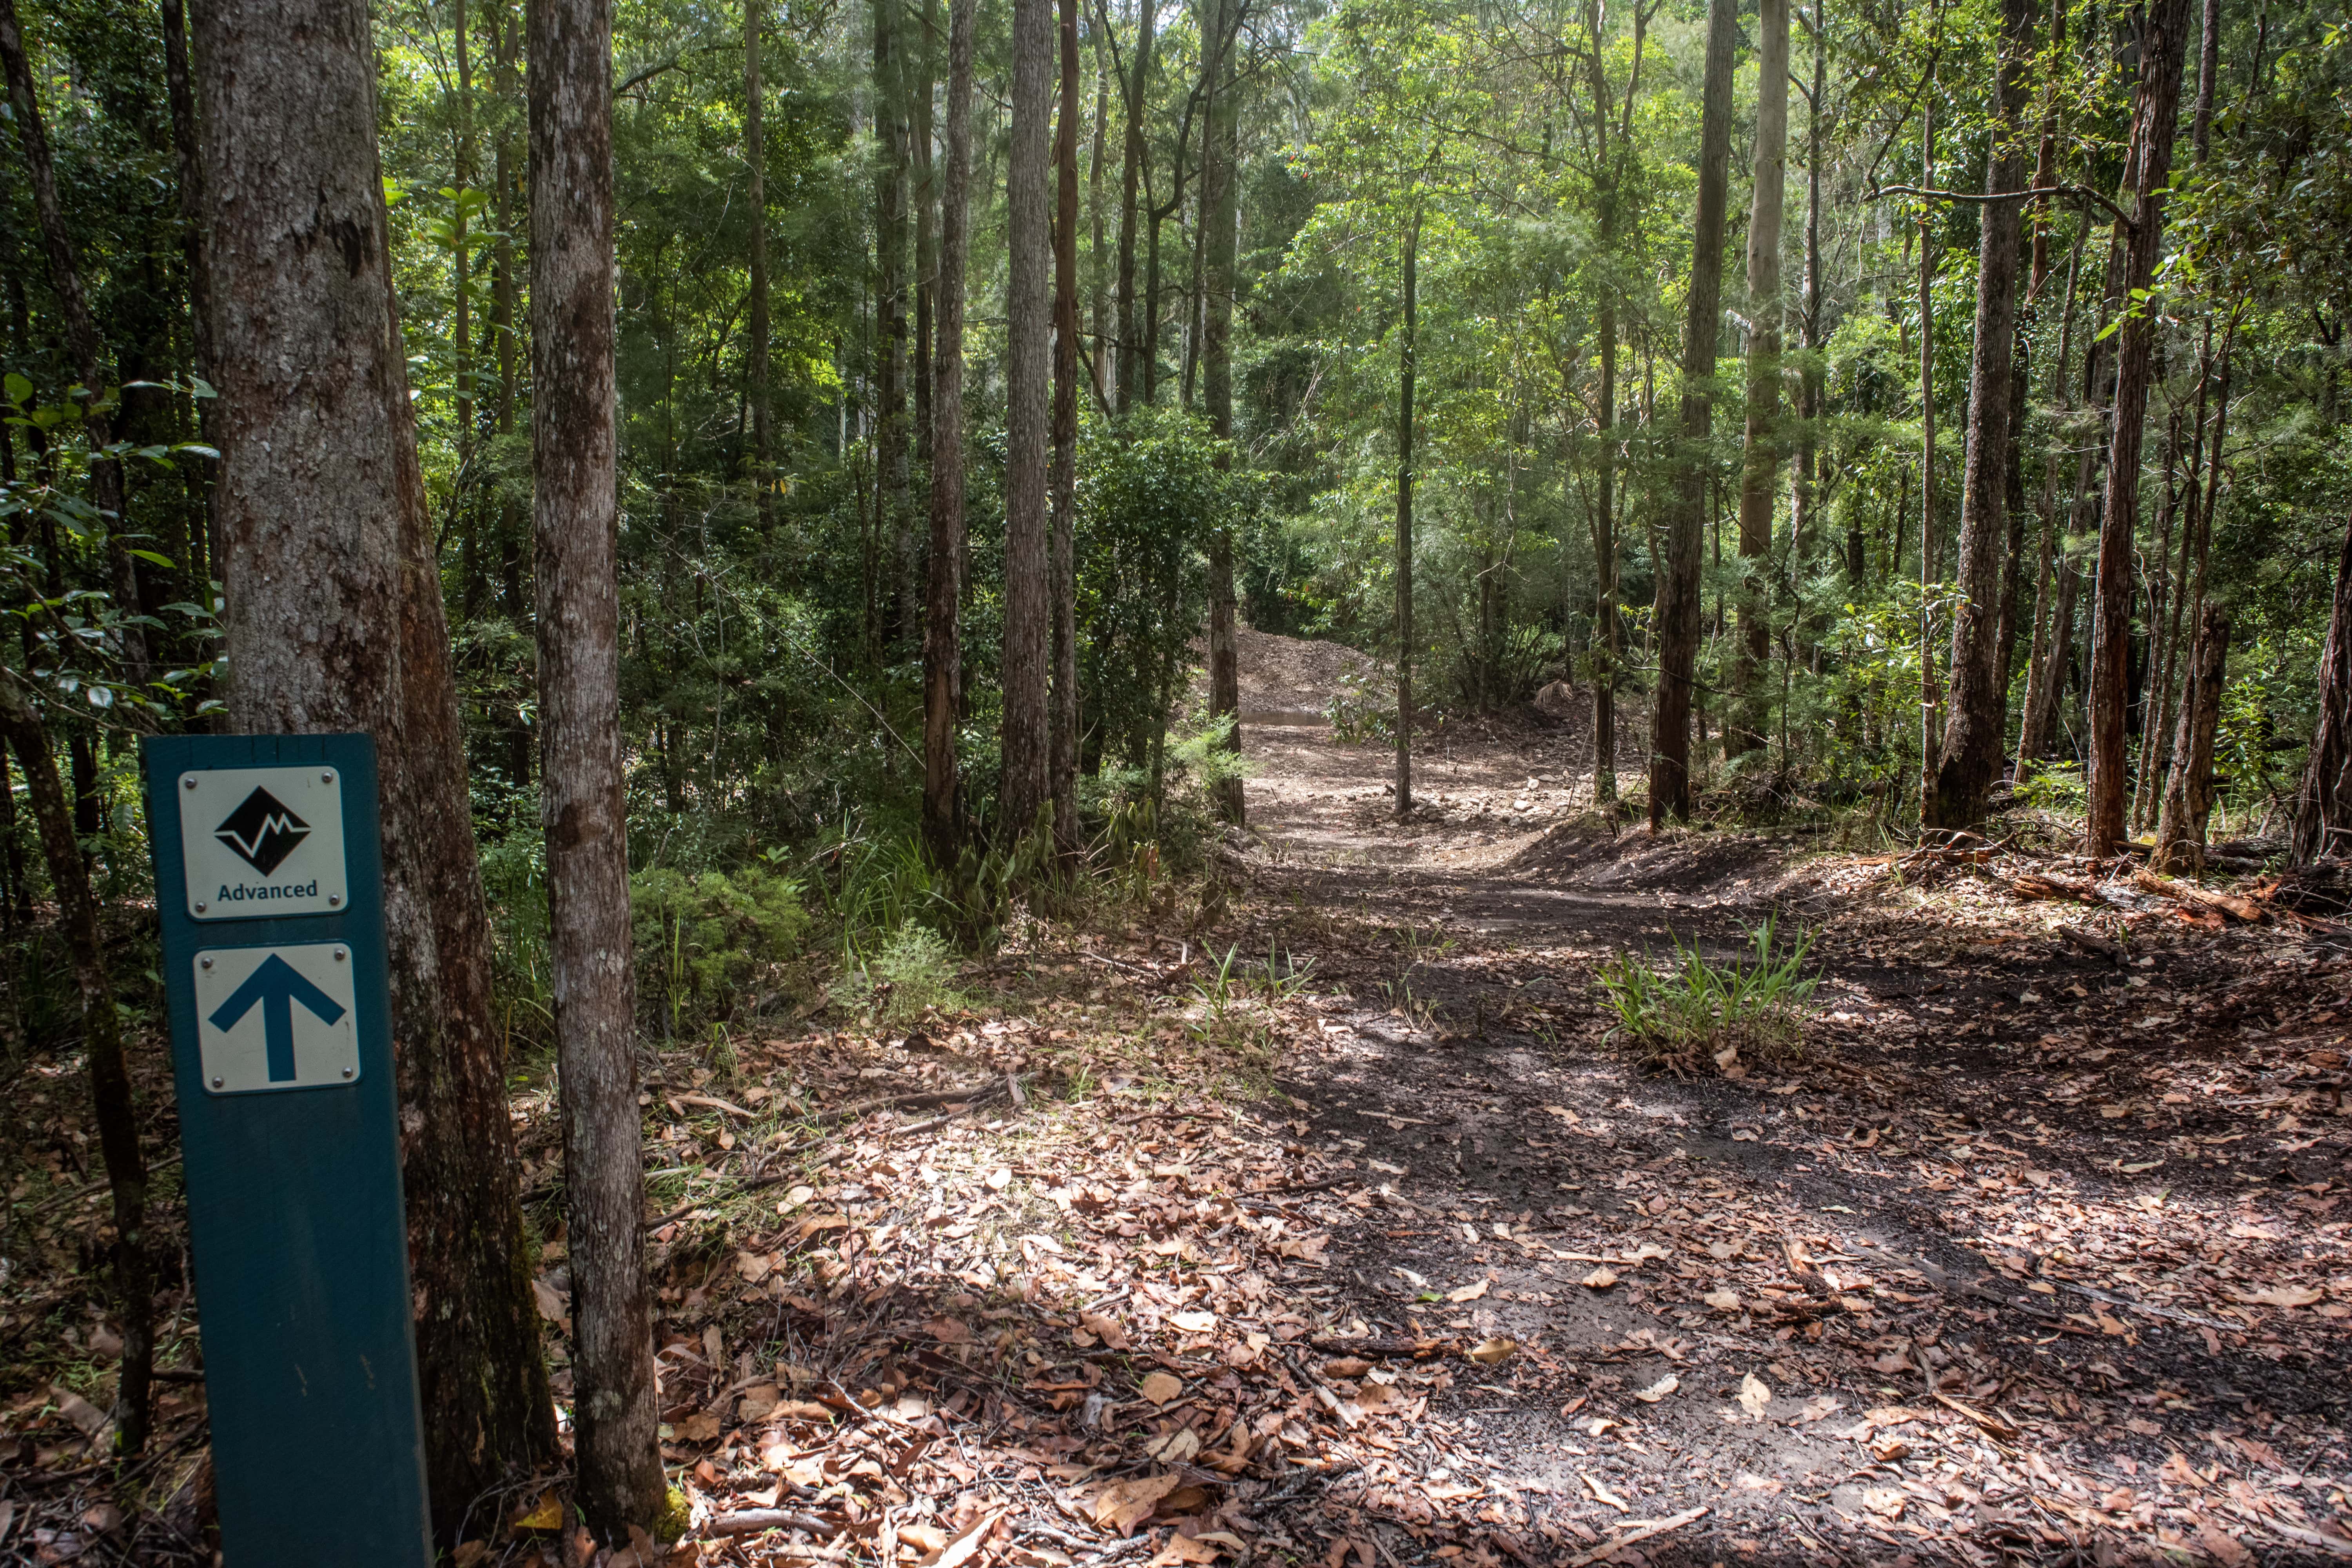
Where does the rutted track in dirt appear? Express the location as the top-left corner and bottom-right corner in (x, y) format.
(1214, 690), (2352, 1565)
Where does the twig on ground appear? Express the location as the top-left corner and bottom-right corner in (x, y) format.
(701, 1508), (841, 1539)
(1563, 1505), (1710, 1567)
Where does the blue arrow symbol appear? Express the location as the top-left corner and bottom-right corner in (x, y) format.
(209, 954), (347, 1082)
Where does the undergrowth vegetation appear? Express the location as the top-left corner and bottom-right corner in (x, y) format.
(1596, 915), (1821, 1077)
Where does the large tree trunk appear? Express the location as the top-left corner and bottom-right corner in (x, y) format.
(1646, 0), (1738, 828)
(1395, 217), (1417, 818)
(1114, 0), (1154, 416)
(1202, 0), (1243, 825)
(2088, 0), (2194, 856)
(924, 0), (977, 863)
(0, 0), (148, 688)
(1729, 0), (1787, 762)
(529, 0), (663, 1537)
(0, 684), (151, 1453)
(746, 0), (772, 524)
(190, 0), (557, 1532)
(2293, 514), (2352, 865)
(1050, 0), (1082, 855)
(1929, 0), (2034, 827)
(1001, 0), (1053, 840)
(2154, 599), (2229, 873)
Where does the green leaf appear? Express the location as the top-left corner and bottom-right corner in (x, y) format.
(128, 548), (179, 569)
(3, 372), (30, 405)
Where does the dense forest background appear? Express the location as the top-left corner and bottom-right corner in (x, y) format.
(7, 0), (2352, 1010)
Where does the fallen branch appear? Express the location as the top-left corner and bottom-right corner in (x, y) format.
(2130, 868), (2264, 922)
(1563, 1505), (1710, 1567)
(2056, 926), (2126, 964)
(2015, 872), (2111, 907)
(814, 1079), (1009, 1126)
(701, 1508), (840, 1539)
(1931, 1390), (2018, 1438)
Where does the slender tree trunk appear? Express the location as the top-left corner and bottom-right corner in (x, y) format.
(1789, 6), (1824, 646)
(1050, 0), (1082, 854)
(0, 684), (149, 1452)
(453, 0), (478, 614)
(2088, 0), (2194, 856)
(191, 0), (557, 1530)
(1929, 0), (2033, 826)
(2018, 224), (2085, 766)
(2294, 514), (2352, 865)
(747, 0), (772, 523)
(1584, 0), (1620, 804)
(2136, 408), (2194, 829)
(924, 0), (977, 862)
(1916, 74), (1941, 824)
(2154, 599), (2229, 872)
(1730, 0), (1788, 761)
(1647, 0), (1737, 828)
(1395, 216), (1418, 817)
(528, 0), (662, 1535)
(2193, 0), (2221, 162)
(1087, 31), (1108, 403)
(875, 0), (914, 645)
(1114, 0), (1153, 415)
(914, 0), (937, 465)
(1002, 0), (1053, 839)
(492, 15), (532, 788)
(1202, 0), (1242, 825)
(0, 0), (148, 688)
(159, 0), (221, 582)
(1592, 314), (1618, 803)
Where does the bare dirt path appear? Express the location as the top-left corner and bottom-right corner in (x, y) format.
(5, 637), (2347, 1568)
(1210, 637), (2352, 1566)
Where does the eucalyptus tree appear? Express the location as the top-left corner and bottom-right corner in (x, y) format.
(1929, 0), (2035, 828)
(1648, 0), (1739, 826)
(2087, 0), (2195, 856)
(190, 0), (556, 1527)
(1730, 0), (1788, 760)
(1003, 0), (1055, 839)
(530, 0), (664, 1534)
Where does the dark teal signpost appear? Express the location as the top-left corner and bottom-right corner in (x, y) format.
(144, 733), (434, 1566)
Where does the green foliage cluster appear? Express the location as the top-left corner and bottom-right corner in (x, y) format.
(631, 866), (812, 1038)
(1597, 916), (1820, 1074)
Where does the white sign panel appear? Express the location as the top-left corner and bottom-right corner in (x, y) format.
(177, 766), (349, 921)
(192, 943), (361, 1094)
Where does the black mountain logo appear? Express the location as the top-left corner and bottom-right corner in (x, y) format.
(214, 788), (310, 876)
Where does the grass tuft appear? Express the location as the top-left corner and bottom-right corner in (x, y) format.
(1596, 913), (1820, 1076)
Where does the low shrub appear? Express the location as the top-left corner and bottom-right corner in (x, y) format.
(632, 865), (811, 1036)
(1596, 914), (1818, 1076)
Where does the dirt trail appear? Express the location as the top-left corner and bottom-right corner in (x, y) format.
(6, 636), (2346, 1568)
(1212, 634), (2352, 1566)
